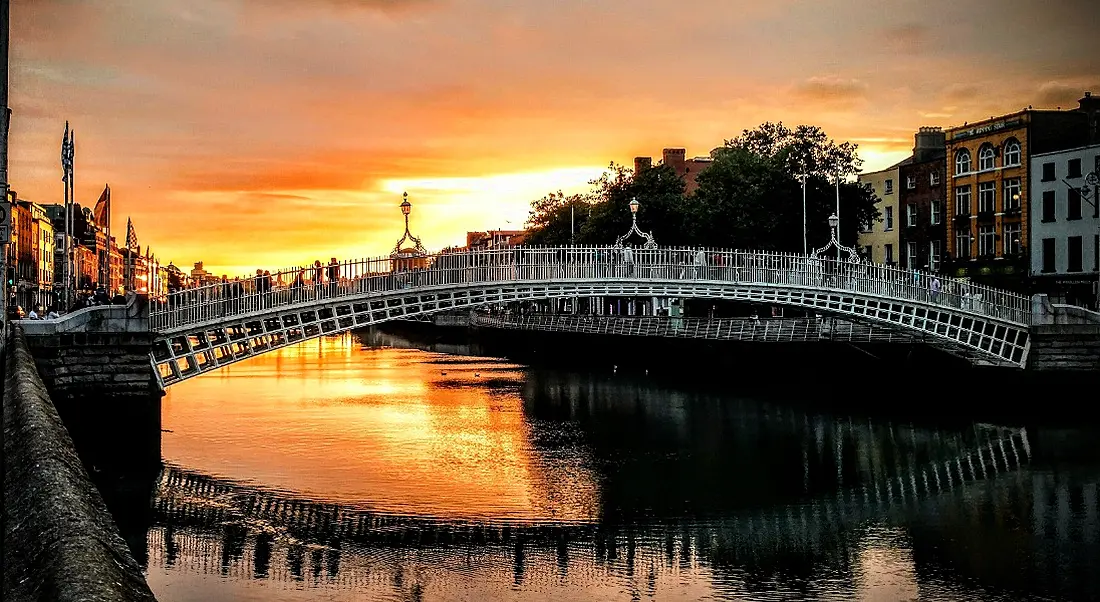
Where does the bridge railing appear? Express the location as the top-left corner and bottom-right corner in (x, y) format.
(150, 247), (1031, 332)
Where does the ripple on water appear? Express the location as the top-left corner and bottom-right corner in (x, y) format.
(143, 336), (1100, 602)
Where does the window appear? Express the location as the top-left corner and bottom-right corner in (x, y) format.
(930, 200), (942, 225)
(1068, 236), (1083, 272)
(1004, 178), (1021, 211)
(1004, 223), (1021, 256)
(930, 171), (941, 186)
(955, 185), (972, 216)
(1042, 238), (1056, 272)
(907, 242), (918, 269)
(1003, 139), (1021, 166)
(978, 225), (995, 257)
(884, 244), (894, 264)
(978, 181), (996, 213)
(1095, 234), (1099, 271)
(956, 230), (972, 259)
(863, 245), (873, 259)
(955, 149), (971, 175)
(906, 203), (917, 227)
(884, 206), (894, 230)
(885, 179), (894, 195)
(978, 144), (996, 171)
(906, 175), (916, 190)
(929, 240), (941, 271)
(1068, 188), (1083, 220)
(1042, 162), (1056, 181)
(1042, 190), (1056, 222)
(1069, 158), (1082, 178)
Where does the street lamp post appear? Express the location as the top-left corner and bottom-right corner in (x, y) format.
(797, 173), (808, 255)
(834, 169), (842, 245)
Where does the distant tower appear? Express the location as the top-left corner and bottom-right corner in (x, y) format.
(634, 156), (652, 174)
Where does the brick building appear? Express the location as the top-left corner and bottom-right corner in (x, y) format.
(634, 148), (714, 194)
(898, 127), (947, 271)
(944, 104), (1090, 290)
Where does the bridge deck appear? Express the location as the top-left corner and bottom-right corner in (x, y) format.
(149, 247), (1033, 384)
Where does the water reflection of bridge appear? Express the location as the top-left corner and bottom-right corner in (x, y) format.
(149, 423), (1032, 584)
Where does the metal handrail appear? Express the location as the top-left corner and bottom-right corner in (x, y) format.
(470, 313), (919, 343)
(150, 246), (1032, 332)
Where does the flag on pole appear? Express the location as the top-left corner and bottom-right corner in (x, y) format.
(126, 218), (138, 250)
(93, 185), (110, 227)
(61, 122), (73, 182)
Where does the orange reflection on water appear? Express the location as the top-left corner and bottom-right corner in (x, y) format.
(161, 335), (600, 524)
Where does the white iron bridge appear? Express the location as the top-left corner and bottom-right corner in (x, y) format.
(151, 246), (1033, 385)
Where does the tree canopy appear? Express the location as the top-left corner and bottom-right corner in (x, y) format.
(524, 123), (881, 254)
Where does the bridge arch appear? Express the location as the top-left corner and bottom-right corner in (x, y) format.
(152, 247), (1031, 385)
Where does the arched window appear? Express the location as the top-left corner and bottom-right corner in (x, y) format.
(1003, 138), (1021, 167)
(955, 149), (971, 175)
(978, 144), (996, 171)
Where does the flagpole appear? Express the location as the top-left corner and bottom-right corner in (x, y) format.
(70, 131), (76, 301)
(105, 185), (111, 292)
(1, 0), (8, 330)
(63, 125), (70, 309)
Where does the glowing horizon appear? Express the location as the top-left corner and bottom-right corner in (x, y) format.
(8, 0), (1095, 276)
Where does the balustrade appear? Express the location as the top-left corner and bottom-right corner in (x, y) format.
(150, 247), (1032, 332)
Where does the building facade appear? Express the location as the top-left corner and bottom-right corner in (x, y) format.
(898, 127), (947, 271)
(466, 229), (527, 250)
(857, 161), (907, 265)
(944, 107), (1090, 290)
(634, 148), (714, 194)
(1029, 144), (1100, 308)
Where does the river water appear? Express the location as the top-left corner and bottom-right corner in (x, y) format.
(139, 331), (1100, 602)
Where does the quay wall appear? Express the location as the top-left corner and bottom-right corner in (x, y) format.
(18, 296), (162, 475)
(2, 327), (157, 602)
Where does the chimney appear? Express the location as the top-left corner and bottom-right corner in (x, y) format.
(634, 156), (652, 174)
(1079, 91), (1100, 144)
(913, 126), (946, 163)
(662, 148), (687, 173)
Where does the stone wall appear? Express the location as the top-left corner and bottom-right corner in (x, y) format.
(1027, 324), (1100, 372)
(3, 327), (157, 602)
(23, 329), (163, 475)
(18, 296), (163, 476)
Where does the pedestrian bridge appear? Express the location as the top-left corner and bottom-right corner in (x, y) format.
(150, 246), (1033, 385)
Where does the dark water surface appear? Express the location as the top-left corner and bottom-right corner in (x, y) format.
(136, 332), (1099, 601)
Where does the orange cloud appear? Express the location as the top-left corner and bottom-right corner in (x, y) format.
(8, 0), (1097, 274)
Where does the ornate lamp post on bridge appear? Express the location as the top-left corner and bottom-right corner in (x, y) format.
(391, 192), (428, 273)
(393, 192), (426, 256)
(614, 197), (658, 249)
(812, 213), (862, 263)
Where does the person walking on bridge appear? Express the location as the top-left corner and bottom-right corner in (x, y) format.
(327, 258), (340, 296)
(311, 260), (323, 298)
(622, 245), (634, 277)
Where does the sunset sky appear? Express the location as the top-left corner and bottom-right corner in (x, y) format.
(9, 0), (1097, 275)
